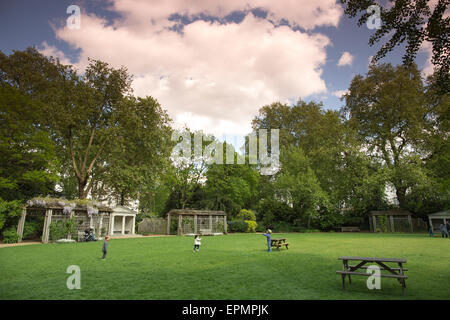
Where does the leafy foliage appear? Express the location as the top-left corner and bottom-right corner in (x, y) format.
(49, 218), (77, 241)
(227, 220), (248, 232)
(2, 227), (19, 243)
(237, 209), (256, 221)
(341, 0), (449, 94)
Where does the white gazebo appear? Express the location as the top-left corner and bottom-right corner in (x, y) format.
(109, 206), (138, 236)
(428, 210), (449, 230)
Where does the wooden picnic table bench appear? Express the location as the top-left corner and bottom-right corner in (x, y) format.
(271, 238), (289, 250)
(336, 256), (408, 295)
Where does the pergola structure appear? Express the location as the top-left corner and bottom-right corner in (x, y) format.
(428, 210), (449, 230)
(167, 209), (227, 236)
(369, 210), (414, 233)
(17, 198), (138, 243)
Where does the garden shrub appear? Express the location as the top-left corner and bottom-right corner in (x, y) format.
(316, 212), (344, 231)
(245, 220), (257, 233)
(237, 209), (256, 221)
(2, 227), (19, 243)
(256, 199), (294, 226)
(227, 220), (248, 232)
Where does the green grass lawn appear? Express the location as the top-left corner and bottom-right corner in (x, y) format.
(0, 233), (449, 300)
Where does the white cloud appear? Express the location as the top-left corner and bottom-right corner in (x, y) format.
(110, 0), (343, 31)
(41, 1), (341, 137)
(368, 55), (374, 67)
(39, 41), (73, 65)
(420, 41), (435, 78)
(332, 90), (348, 98)
(337, 51), (354, 67)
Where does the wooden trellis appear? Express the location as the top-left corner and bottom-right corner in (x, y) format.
(166, 209), (227, 236)
(17, 200), (114, 243)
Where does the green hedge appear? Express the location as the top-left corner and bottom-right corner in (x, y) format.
(227, 220), (248, 232)
(245, 220), (257, 233)
(2, 227), (19, 243)
(227, 219), (258, 233)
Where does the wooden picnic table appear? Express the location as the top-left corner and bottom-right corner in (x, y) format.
(271, 238), (289, 250)
(336, 256), (408, 295)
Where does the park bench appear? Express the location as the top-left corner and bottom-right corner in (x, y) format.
(336, 256), (408, 295)
(340, 226), (360, 232)
(271, 238), (289, 250)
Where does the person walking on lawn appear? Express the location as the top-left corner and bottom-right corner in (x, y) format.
(101, 236), (110, 259)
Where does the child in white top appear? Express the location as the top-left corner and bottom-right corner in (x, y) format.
(193, 234), (201, 252)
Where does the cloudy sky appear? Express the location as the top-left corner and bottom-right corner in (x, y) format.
(0, 0), (435, 138)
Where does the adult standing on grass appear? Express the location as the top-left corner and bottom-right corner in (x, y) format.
(439, 223), (448, 238)
(446, 221), (450, 234)
(262, 229), (272, 252)
(102, 236), (110, 259)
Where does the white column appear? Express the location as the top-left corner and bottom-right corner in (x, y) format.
(132, 215), (136, 235)
(122, 215), (125, 235)
(110, 215), (115, 235)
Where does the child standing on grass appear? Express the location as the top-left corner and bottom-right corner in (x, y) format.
(193, 234), (201, 252)
(262, 229), (272, 252)
(101, 236), (110, 259)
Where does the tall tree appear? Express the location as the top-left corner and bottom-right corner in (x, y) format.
(276, 146), (330, 228)
(343, 63), (433, 208)
(99, 96), (173, 206)
(0, 48), (133, 198)
(0, 84), (58, 201)
(0, 84), (59, 232)
(252, 99), (384, 214)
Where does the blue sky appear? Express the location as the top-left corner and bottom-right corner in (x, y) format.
(0, 0), (433, 137)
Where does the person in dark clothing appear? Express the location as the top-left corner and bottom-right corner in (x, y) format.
(440, 223), (449, 238)
(101, 236), (110, 259)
